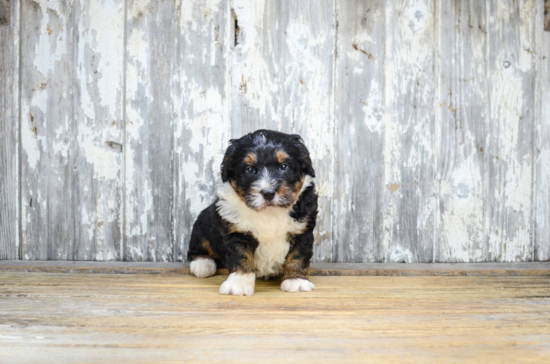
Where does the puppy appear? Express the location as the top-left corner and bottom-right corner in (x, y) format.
(187, 130), (318, 296)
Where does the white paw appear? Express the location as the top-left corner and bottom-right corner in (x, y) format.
(190, 257), (217, 278)
(219, 272), (256, 296)
(281, 278), (316, 292)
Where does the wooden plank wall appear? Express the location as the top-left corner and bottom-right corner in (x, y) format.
(231, 0), (335, 262)
(19, 0), (124, 260)
(537, 0), (550, 261)
(0, 0), (19, 259)
(0, 0), (549, 263)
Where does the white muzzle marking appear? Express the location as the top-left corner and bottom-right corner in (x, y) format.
(249, 168), (277, 210)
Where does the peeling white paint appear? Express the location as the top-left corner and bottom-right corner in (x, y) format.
(9, 0), (543, 264)
(19, 0), (124, 261)
(231, 0), (335, 261)
(21, 112), (41, 170)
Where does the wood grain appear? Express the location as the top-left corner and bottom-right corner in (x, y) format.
(124, 0), (177, 261)
(172, 0), (230, 262)
(0, 272), (549, 363)
(333, 0), (384, 262)
(536, 0), (550, 261)
(436, 0), (488, 262)
(381, 1), (437, 263)
(20, 0), (124, 260)
(124, 0), (229, 262)
(1, 260), (549, 277)
(0, 0), (18, 259)
(485, 0), (536, 261)
(231, 0), (335, 262)
(0, 0), (9, 26)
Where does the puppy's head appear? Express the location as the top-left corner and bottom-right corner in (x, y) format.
(221, 130), (315, 211)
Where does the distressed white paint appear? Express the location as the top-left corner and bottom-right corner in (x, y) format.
(172, 0), (230, 262)
(485, 0), (536, 262)
(231, 0), (335, 262)
(333, 0), (385, 263)
(20, 0), (124, 260)
(436, 0), (488, 262)
(380, 0), (437, 263)
(0, 0), (19, 259)
(536, 0), (550, 261)
(1, 0), (548, 263)
(124, 0), (177, 262)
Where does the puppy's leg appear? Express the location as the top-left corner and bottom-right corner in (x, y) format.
(281, 231), (315, 293)
(188, 242), (217, 278)
(219, 233), (258, 296)
(188, 207), (222, 278)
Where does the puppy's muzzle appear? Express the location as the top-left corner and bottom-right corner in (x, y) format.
(261, 189), (276, 201)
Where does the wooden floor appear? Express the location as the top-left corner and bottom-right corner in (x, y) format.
(0, 271), (549, 363)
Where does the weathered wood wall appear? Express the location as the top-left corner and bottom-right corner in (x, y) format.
(0, 0), (19, 259)
(0, 0), (549, 263)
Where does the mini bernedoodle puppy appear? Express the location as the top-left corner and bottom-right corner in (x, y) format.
(187, 130), (318, 296)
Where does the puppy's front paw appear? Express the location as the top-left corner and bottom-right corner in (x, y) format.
(219, 272), (256, 296)
(281, 278), (316, 292)
(190, 257), (217, 278)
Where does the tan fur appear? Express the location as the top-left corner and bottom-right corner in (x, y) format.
(276, 181), (295, 203)
(276, 150), (289, 164)
(201, 239), (217, 259)
(291, 176), (305, 204)
(235, 245), (256, 274)
(282, 250), (308, 280)
(244, 152), (257, 165)
(231, 180), (247, 203)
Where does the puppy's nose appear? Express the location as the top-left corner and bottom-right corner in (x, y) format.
(261, 189), (276, 201)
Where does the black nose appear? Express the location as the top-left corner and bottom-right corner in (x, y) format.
(261, 189), (276, 201)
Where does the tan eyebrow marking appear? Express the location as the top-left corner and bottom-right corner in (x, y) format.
(276, 149), (289, 164)
(244, 152), (257, 165)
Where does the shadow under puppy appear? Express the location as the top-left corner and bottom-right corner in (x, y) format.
(187, 130), (318, 296)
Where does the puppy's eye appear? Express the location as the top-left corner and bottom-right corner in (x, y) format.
(279, 164), (288, 171)
(245, 167), (256, 174)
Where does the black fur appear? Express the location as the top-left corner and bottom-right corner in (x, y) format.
(187, 130), (318, 279)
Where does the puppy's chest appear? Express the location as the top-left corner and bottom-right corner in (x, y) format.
(232, 208), (306, 278)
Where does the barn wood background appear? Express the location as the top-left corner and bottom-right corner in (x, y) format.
(1, 0), (549, 263)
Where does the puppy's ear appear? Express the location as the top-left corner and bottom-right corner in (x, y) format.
(221, 139), (238, 182)
(289, 134), (315, 178)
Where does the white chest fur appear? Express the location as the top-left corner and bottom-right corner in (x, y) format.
(216, 176), (313, 278)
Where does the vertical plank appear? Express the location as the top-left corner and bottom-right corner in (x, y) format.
(536, 0), (550, 261)
(485, 0), (536, 261)
(381, 0), (437, 262)
(231, 0), (335, 262)
(20, 0), (124, 260)
(333, 0), (385, 262)
(0, 0), (10, 25)
(435, 0), (488, 262)
(125, 0), (176, 261)
(545, 0), (550, 31)
(172, 0), (229, 262)
(0, 0), (19, 259)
